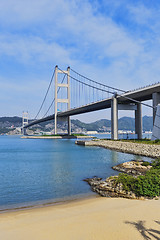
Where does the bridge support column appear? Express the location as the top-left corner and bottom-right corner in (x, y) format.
(111, 95), (118, 140)
(54, 66), (58, 135)
(152, 104), (160, 140)
(67, 67), (71, 135)
(152, 93), (160, 125)
(68, 116), (71, 135)
(135, 103), (142, 139)
(22, 128), (27, 135)
(22, 111), (28, 135)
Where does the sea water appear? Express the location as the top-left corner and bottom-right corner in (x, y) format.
(0, 136), (152, 210)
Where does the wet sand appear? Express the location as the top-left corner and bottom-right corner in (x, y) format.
(0, 197), (160, 240)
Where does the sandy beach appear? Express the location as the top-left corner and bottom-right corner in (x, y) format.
(0, 197), (160, 240)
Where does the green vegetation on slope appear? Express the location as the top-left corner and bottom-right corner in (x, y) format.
(101, 139), (160, 145)
(0, 128), (12, 134)
(72, 116), (153, 132)
(115, 159), (160, 198)
(120, 139), (160, 145)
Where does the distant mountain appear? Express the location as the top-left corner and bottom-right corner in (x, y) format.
(118, 117), (135, 131)
(0, 115), (153, 134)
(0, 117), (22, 134)
(143, 116), (153, 131)
(72, 116), (153, 132)
(0, 116), (22, 127)
(71, 119), (111, 132)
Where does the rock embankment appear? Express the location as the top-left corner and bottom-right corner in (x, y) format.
(76, 140), (160, 158)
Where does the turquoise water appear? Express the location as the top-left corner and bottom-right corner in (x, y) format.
(0, 136), (152, 210)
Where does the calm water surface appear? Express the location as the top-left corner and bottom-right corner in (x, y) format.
(0, 136), (152, 210)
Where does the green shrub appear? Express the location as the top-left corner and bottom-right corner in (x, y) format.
(151, 158), (160, 169)
(116, 173), (137, 192)
(115, 165), (160, 197)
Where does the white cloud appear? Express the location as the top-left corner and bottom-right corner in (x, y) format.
(128, 4), (153, 25)
(0, 0), (59, 25)
(0, 1), (143, 69)
(0, 0), (160, 119)
(0, 75), (56, 117)
(0, 34), (71, 65)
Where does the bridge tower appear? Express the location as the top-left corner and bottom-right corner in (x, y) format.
(22, 111), (29, 135)
(54, 66), (71, 135)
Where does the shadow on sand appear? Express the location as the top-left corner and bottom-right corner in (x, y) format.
(125, 220), (160, 240)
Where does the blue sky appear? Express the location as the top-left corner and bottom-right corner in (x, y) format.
(0, 0), (159, 122)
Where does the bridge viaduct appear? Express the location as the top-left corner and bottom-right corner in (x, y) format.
(24, 66), (160, 140)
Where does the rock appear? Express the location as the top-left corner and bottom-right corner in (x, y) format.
(154, 196), (159, 200)
(139, 196), (145, 200)
(84, 175), (140, 199)
(83, 177), (102, 184)
(82, 139), (160, 158)
(83, 159), (156, 200)
(112, 160), (151, 176)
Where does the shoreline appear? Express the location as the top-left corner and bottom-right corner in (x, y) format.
(0, 193), (97, 213)
(0, 197), (160, 240)
(76, 139), (160, 158)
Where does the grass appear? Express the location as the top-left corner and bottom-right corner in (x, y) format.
(120, 139), (160, 145)
(99, 138), (160, 145)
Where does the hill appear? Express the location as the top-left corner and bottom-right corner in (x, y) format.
(0, 116), (153, 134)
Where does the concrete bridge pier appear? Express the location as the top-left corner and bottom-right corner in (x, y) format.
(111, 95), (118, 140)
(111, 95), (142, 140)
(22, 128), (27, 135)
(152, 92), (160, 124)
(152, 93), (160, 140)
(68, 116), (71, 135)
(135, 103), (142, 139)
(152, 104), (160, 140)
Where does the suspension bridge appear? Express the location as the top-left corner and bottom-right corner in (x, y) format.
(23, 65), (160, 140)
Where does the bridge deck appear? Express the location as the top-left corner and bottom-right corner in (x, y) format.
(25, 82), (160, 128)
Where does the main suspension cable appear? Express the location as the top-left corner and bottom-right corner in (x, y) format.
(117, 93), (155, 110)
(58, 67), (115, 95)
(35, 66), (158, 123)
(60, 67), (156, 111)
(42, 74), (66, 118)
(34, 69), (55, 120)
(70, 68), (127, 93)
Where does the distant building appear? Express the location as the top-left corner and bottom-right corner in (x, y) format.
(86, 131), (98, 134)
